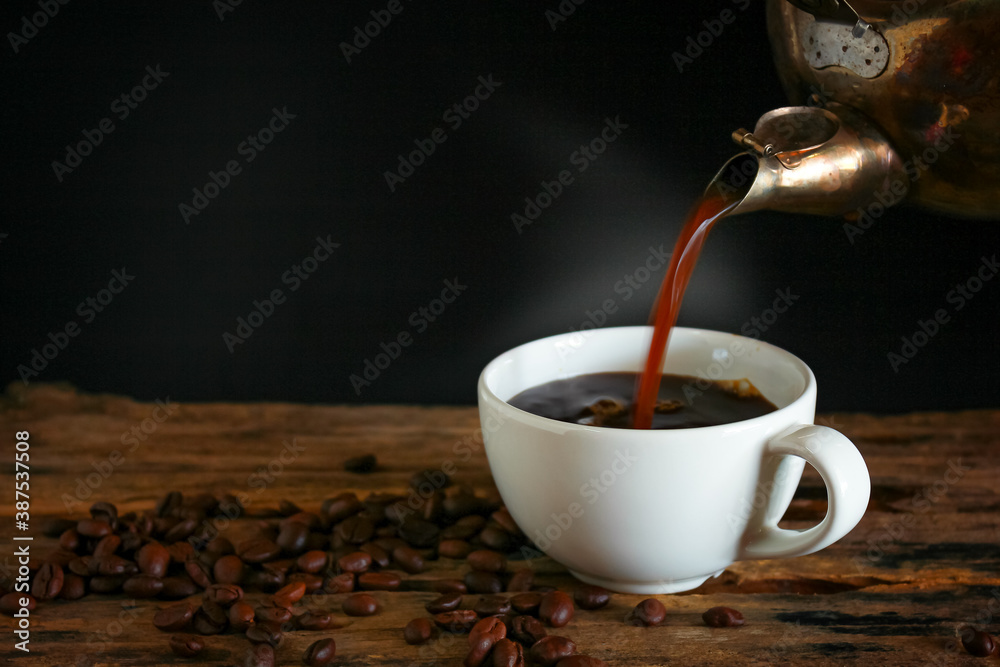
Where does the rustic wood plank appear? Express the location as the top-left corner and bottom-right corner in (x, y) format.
(1, 384), (998, 666)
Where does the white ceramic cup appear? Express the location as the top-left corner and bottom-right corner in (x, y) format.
(477, 326), (870, 594)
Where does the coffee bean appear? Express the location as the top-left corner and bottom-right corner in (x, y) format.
(490, 508), (519, 534)
(323, 573), (355, 594)
(474, 595), (512, 617)
(255, 604), (293, 625)
(439, 539), (474, 559)
(251, 642), (276, 667)
(555, 657), (608, 667)
(161, 575), (199, 599)
(529, 636), (577, 666)
(511, 592), (543, 616)
(155, 490), (183, 518)
(59, 528), (81, 552)
(246, 623), (283, 647)
(296, 550), (328, 574)
(168, 633), (204, 658)
(92, 534), (121, 558)
(344, 453), (377, 473)
(478, 525), (512, 552)
(228, 601), (255, 632)
(469, 616), (507, 649)
(960, 626), (998, 657)
(403, 617), (434, 645)
(283, 572), (321, 594)
(1, 592), (36, 616)
(322, 492), (364, 524)
(238, 538), (282, 564)
(702, 605), (743, 628)
(335, 516), (375, 545)
(284, 510), (323, 531)
(31, 562), (64, 600)
(213, 554), (246, 585)
(343, 592), (379, 616)
(444, 491), (490, 520)
(248, 569), (286, 593)
(509, 615), (547, 646)
(304, 637), (337, 666)
(277, 522), (310, 556)
(573, 585), (611, 610)
(393, 546), (425, 574)
(468, 550), (507, 574)
(295, 611), (338, 631)
(426, 592), (463, 614)
(44, 549), (77, 569)
(153, 602), (195, 631)
(59, 573), (87, 600)
(123, 574), (164, 598)
(410, 468), (453, 491)
(492, 638), (527, 667)
(204, 583), (244, 607)
(89, 501), (118, 527)
(360, 541), (392, 569)
(184, 557), (213, 588)
(279, 499), (303, 516)
(42, 517), (78, 538)
(273, 581), (307, 608)
(441, 516), (486, 541)
(205, 536), (235, 556)
(358, 571), (401, 591)
(398, 519), (440, 548)
(166, 541), (195, 564)
(89, 575), (127, 594)
(77, 519), (113, 538)
(627, 598), (666, 627)
(136, 542), (170, 578)
(431, 579), (468, 595)
(433, 609), (479, 633)
(164, 517), (199, 542)
(506, 569), (534, 593)
(539, 591), (574, 628)
(465, 571), (504, 595)
(337, 551), (373, 574)
(91, 554), (135, 577)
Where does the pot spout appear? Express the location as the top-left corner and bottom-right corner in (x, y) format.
(709, 103), (908, 218)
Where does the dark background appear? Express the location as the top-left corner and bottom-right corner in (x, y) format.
(2, 1), (998, 413)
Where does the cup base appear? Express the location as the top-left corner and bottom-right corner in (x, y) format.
(568, 568), (725, 594)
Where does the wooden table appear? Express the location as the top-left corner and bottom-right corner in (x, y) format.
(1, 383), (998, 666)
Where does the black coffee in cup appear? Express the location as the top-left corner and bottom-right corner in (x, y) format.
(507, 372), (777, 429)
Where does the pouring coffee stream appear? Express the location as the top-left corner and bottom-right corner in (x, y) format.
(632, 103), (907, 428)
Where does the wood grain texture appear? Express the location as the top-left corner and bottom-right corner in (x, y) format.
(1, 383), (998, 666)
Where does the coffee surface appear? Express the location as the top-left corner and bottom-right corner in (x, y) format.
(509, 372), (777, 429)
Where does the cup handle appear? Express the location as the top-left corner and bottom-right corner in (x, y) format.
(739, 424), (871, 560)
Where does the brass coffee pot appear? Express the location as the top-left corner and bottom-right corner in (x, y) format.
(716, 0), (999, 219)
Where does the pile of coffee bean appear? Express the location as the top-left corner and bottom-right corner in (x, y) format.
(1, 464), (749, 665)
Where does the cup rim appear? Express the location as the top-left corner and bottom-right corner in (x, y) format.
(478, 325), (816, 436)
